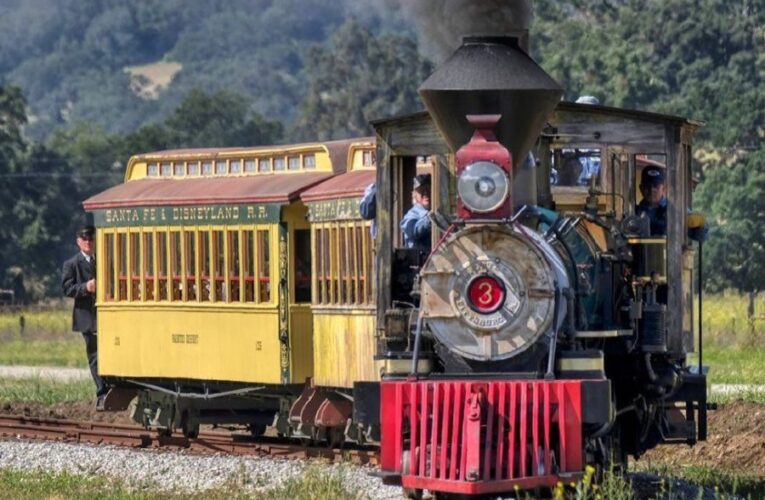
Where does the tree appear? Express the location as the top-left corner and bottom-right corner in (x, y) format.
(8, 144), (82, 299)
(292, 19), (433, 141)
(0, 85), (27, 168)
(532, 0), (765, 149)
(0, 85), (29, 297)
(532, 0), (765, 292)
(694, 148), (765, 292)
(0, 86), (90, 299)
(163, 89), (283, 148)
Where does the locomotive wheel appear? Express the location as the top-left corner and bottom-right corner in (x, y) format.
(181, 413), (200, 439)
(182, 424), (199, 439)
(249, 423), (266, 437)
(158, 426), (173, 437)
(327, 427), (345, 449)
(589, 425), (628, 482)
(402, 488), (423, 500)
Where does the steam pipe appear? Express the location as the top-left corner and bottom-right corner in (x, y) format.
(410, 310), (425, 377)
(564, 288), (577, 337)
(643, 353), (659, 383)
(698, 241), (703, 373)
(544, 283), (561, 380)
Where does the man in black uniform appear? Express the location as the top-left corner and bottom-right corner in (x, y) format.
(62, 225), (106, 407)
(636, 165), (667, 236)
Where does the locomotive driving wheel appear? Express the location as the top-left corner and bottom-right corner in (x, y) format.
(181, 410), (200, 439)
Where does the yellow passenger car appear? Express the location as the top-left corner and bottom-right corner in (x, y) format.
(84, 139), (376, 437)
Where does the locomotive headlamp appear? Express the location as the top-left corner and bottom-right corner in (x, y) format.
(457, 161), (509, 213)
(454, 115), (513, 219)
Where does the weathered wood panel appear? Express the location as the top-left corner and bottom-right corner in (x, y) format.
(375, 113), (449, 156)
(548, 109), (668, 152)
(375, 131), (393, 340)
(665, 124), (686, 354)
(289, 304), (314, 382)
(312, 312), (378, 387)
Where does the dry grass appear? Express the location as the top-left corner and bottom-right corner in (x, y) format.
(124, 61), (182, 99)
(698, 291), (765, 347)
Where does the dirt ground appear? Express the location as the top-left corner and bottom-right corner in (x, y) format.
(641, 400), (765, 478)
(0, 400), (135, 425)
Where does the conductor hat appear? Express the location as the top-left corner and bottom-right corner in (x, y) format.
(77, 225), (96, 239)
(640, 165), (665, 186)
(413, 174), (431, 190)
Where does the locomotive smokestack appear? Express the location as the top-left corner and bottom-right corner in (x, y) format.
(418, 35), (562, 165)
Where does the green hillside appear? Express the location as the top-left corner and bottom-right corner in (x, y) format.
(0, 0), (763, 297)
(0, 0), (409, 140)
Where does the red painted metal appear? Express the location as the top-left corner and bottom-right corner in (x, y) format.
(467, 275), (505, 313)
(84, 172), (334, 209)
(380, 379), (585, 495)
(455, 114), (513, 220)
(300, 170), (376, 202)
(315, 396), (353, 428)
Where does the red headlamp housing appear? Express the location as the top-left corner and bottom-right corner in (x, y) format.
(455, 115), (513, 219)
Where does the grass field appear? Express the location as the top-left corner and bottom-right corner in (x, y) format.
(0, 465), (364, 500)
(0, 339), (84, 367)
(636, 463), (765, 499)
(1, 465), (754, 499)
(0, 306), (84, 368)
(0, 376), (92, 405)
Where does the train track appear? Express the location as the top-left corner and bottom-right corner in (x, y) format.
(0, 414), (378, 466)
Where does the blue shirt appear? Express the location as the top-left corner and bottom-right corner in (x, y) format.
(359, 183), (377, 238)
(577, 155), (601, 185)
(636, 196), (667, 236)
(400, 203), (431, 252)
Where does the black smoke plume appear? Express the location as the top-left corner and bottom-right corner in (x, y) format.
(399, 0), (532, 61)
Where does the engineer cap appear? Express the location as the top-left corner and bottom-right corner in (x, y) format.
(77, 225), (96, 239)
(641, 165), (665, 186)
(413, 174), (431, 190)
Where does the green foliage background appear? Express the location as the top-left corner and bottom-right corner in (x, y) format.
(0, 0), (763, 298)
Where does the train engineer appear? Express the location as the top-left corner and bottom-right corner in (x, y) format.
(399, 173), (432, 252)
(636, 165), (668, 236)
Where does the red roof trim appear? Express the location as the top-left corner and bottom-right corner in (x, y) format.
(300, 170), (376, 202)
(83, 173), (334, 211)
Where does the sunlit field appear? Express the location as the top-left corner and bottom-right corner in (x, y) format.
(0, 465), (362, 500)
(0, 305), (82, 367)
(0, 376), (92, 405)
(1, 294), (764, 378)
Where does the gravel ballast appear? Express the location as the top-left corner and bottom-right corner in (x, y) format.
(0, 439), (402, 498)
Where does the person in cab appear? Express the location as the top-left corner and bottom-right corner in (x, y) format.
(636, 165), (667, 236)
(400, 174), (432, 254)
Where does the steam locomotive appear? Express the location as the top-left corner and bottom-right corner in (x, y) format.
(373, 35), (707, 496)
(85, 28), (707, 500)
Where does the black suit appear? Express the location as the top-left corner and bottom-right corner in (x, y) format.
(62, 252), (105, 396)
(62, 253), (97, 332)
